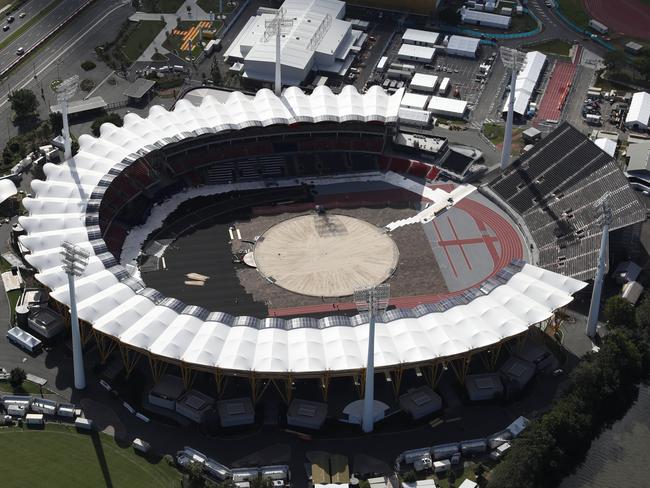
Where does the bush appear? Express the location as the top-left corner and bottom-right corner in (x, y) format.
(163, 454), (175, 466)
(80, 79), (95, 92)
(9, 368), (26, 388)
(402, 471), (417, 483)
(91, 112), (124, 137)
(81, 60), (96, 71)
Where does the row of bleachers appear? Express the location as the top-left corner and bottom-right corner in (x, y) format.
(124, 161), (158, 189)
(378, 155), (440, 181)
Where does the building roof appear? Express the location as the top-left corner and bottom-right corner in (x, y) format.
(401, 92), (430, 110)
(19, 87), (586, 377)
(626, 91), (650, 126)
(402, 28), (439, 46)
(461, 8), (511, 28)
(489, 122), (646, 280)
(427, 96), (468, 116)
(50, 96), (107, 115)
(626, 140), (650, 172)
(446, 35), (480, 55)
(124, 78), (156, 99)
(410, 73), (438, 90)
(503, 51), (546, 116)
(523, 127), (541, 138)
(594, 137), (617, 157)
(398, 43), (436, 61)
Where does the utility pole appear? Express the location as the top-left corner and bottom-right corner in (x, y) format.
(55, 76), (79, 161)
(586, 195), (612, 339)
(499, 47), (526, 170)
(354, 283), (390, 433)
(60, 241), (90, 390)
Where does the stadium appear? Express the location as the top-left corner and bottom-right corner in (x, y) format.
(18, 86), (604, 406)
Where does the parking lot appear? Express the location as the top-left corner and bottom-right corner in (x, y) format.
(369, 32), (499, 118)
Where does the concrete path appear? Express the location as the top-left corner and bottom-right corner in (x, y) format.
(129, 0), (217, 62)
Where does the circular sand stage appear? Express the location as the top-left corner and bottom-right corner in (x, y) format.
(253, 214), (399, 297)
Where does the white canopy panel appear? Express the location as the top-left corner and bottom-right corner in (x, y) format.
(18, 86), (586, 376)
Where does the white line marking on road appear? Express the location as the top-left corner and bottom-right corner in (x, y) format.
(84, 70), (115, 100)
(0, 2), (127, 110)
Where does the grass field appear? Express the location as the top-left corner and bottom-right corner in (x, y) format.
(558, 0), (590, 29)
(140, 0), (184, 13)
(120, 20), (165, 62)
(0, 379), (43, 395)
(482, 122), (505, 145)
(0, 425), (181, 487)
(197, 0), (237, 13)
(523, 39), (572, 57)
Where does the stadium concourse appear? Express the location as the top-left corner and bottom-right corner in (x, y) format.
(18, 86), (586, 401)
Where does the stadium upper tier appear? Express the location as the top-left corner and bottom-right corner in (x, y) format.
(18, 86), (586, 377)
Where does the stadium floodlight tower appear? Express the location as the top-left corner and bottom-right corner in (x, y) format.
(263, 8), (293, 96)
(586, 194), (612, 339)
(61, 240), (90, 390)
(499, 47), (526, 170)
(55, 75), (80, 162)
(354, 283), (390, 433)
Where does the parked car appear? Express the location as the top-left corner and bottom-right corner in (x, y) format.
(19, 12), (26, 19)
(2, 25), (8, 32)
(16, 47), (24, 55)
(7, 16), (14, 23)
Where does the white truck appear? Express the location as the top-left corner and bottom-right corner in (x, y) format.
(588, 19), (608, 35)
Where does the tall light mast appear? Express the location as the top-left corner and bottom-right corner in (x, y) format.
(354, 283), (390, 433)
(586, 195), (612, 339)
(499, 47), (526, 170)
(264, 8), (293, 96)
(61, 241), (90, 389)
(55, 75), (80, 161)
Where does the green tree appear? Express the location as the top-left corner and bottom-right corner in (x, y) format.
(9, 367), (26, 388)
(249, 476), (273, 488)
(9, 89), (38, 119)
(603, 295), (636, 329)
(91, 112), (124, 137)
(633, 55), (650, 82)
(185, 461), (205, 488)
(636, 294), (650, 330)
(49, 112), (63, 136)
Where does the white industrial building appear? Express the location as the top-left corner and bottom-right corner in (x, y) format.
(397, 44), (436, 63)
(402, 28), (440, 47)
(446, 36), (480, 58)
(409, 73), (439, 93)
(594, 137), (617, 157)
(461, 8), (512, 29)
(502, 51), (547, 117)
(625, 92), (650, 130)
(223, 0), (364, 86)
(398, 107), (432, 127)
(401, 92), (430, 110)
(427, 96), (468, 118)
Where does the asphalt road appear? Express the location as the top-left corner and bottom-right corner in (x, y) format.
(0, 0), (133, 144)
(0, 0), (96, 74)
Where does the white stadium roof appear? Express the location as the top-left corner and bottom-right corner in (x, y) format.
(19, 86), (586, 376)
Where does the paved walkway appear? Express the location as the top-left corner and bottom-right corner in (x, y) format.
(129, 0), (216, 62)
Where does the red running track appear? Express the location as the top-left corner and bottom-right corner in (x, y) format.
(584, 0), (650, 40)
(269, 194), (523, 316)
(534, 61), (577, 125)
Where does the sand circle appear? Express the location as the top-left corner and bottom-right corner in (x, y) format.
(253, 214), (399, 297)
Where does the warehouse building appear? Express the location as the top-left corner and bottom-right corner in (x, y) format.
(409, 73), (439, 93)
(502, 51), (547, 118)
(445, 35), (480, 58)
(625, 92), (650, 131)
(223, 0), (364, 86)
(397, 44), (436, 63)
(461, 8), (512, 29)
(427, 96), (468, 118)
(402, 28), (440, 47)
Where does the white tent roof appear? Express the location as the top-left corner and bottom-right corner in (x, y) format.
(502, 51), (546, 116)
(446, 36), (480, 56)
(402, 28), (439, 46)
(19, 86), (586, 376)
(625, 92), (650, 127)
(0, 178), (17, 205)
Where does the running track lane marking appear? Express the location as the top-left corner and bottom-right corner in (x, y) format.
(447, 216), (473, 271)
(432, 220), (458, 278)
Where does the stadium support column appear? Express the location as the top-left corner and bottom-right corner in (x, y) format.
(499, 48), (525, 171)
(587, 196), (612, 339)
(275, 26), (281, 96)
(61, 241), (89, 390)
(355, 284), (390, 433)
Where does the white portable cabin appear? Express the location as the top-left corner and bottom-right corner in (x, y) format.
(75, 417), (93, 430)
(402, 447), (433, 464)
(433, 459), (451, 473)
(588, 19), (608, 34)
(438, 78), (451, 96)
(25, 413), (44, 426)
(432, 443), (459, 460)
(410, 73), (439, 93)
(6, 326), (42, 353)
(132, 438), (151, 453)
